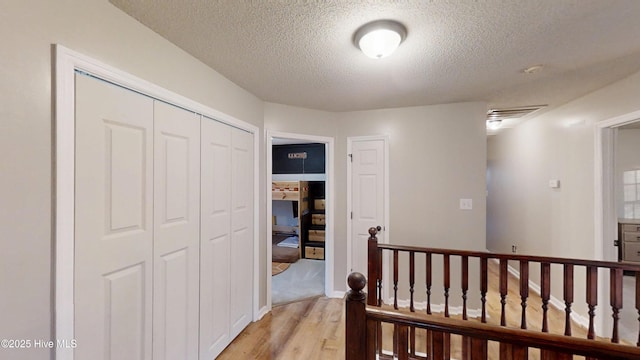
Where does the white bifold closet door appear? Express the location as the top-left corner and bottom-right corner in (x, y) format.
(152, 101), (201, 360)
(199, 117), (253, 359)
(75, 74), (155, 360)
(229, 122), (253, 338)
(75, 76), (200, 360)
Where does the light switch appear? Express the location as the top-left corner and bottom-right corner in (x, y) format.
(460, 198), (473, 210)
(548, 179), (560, 189)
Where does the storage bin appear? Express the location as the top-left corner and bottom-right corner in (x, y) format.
(308, 229), (325, 242)
(314, 199), (325, 210)
(305, 246), (324, 260)
(312, 214), (325, 226)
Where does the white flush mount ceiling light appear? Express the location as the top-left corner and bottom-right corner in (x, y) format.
(354, 20), (407, 59)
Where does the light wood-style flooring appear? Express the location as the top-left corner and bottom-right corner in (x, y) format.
(218, 296), (345, 359)
(218, 260), (630, 359)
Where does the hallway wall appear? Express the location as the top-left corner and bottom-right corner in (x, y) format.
(487, 67), (640, 324)
(0, 2), (264, 358)
(266, 101), (487, 298)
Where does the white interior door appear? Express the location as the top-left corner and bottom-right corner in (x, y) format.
(153, 102), (200, 360)
(200, 118), (232, 359)
(230, 127), (254, 338)
(74, 75), (153, 360)
(349, 137), (387, 276)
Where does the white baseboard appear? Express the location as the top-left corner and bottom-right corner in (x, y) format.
(330, 290), (346, 299)
(256, 305), (269, 321)
(388, 298), (483, 319)
(382, 349), (453, 360)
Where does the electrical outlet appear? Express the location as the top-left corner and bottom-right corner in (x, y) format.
(460, 198), (473, 210)
(511, 245), (517, 253)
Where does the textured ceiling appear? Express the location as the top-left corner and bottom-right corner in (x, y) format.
(110, 0), (640, 128)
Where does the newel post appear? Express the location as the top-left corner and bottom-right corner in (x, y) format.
(367, 226), (380, 306)
(346, 272), (367, 360)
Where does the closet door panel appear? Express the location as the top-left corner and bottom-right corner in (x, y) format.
(230, 128), (254, 337)
(153, 102), (200, 360)
(200, 118), (232, 359)
(74, 75), (153, 360)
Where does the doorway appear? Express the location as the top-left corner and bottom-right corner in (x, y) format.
(266, 130), (335, 309)
(347, 135), (390, 300)
(595, 111), (640, 342)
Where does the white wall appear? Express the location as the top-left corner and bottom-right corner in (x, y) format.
(487, 68), (640, 323)
(266, 102), (488, 301)
(0, 1), (264, 359)
(616, 128), (640, 218)
(339, 103), (488, 306)
(489, 69), (640, 258)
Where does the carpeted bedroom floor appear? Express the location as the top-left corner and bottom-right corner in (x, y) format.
(272, 262), (291, 276)
(272, 259), (325, 306)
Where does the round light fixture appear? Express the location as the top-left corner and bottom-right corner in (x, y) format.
(354, 20), (407, 59)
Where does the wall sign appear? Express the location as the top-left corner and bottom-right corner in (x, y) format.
(288, 152), (307, 159)
(273, 143), (325, 174)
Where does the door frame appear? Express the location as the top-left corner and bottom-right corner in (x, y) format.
(346, 135), (390, 298)
(594, 109), (640, 337)
(55, 45), (261, 360)
(265, 130), (336, 311)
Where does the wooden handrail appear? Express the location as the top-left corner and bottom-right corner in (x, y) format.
(376, 243), (640, 271)
(346, 271), (640, 360)
(359, 226), (640, 359)
(366, 226), (640, 343)
(365, 306), (640, 360)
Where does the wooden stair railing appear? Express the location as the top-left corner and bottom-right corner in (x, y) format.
(347, 227), (640, 360)
(346, 277), (640, 360)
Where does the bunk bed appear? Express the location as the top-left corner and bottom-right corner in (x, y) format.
(272, 181), (308, 262)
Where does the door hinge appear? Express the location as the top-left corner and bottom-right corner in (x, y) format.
(350, 211), (353, 219)
(348, 153), (353, 162)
